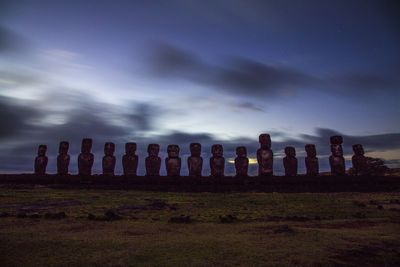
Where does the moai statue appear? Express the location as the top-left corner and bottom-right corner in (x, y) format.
(188, 143), (203, 177)
(235, 146), (249, 177)
(257, 133), (273, 176)
(329, 135), (346, 175)
(166, 145), (181, 177)
(210, 144), (225, 177)
(305, 144), (319, 176)
(122, 142), (138, 176)
(145, 144), (161, 176)
(102, 142), (116, 176)
(283, 146), (298, 176)
(57, 141), (70, 175)
(78, 138), (94, 176)
(34, 144), (48, 175)
(352, 144), (367, 176)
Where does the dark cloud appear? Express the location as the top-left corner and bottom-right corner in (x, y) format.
(236, 101), (264, 112)
(148, 42), (314, 97)
(0, 96), (41, 139)
(147, 42), (400, 98)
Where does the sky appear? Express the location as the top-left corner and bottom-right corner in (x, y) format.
(0, 0), (399, 175)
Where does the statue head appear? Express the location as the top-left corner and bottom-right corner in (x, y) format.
(331, 144), (343, 157)
(147, 144), (160, 157)
(236, 146), (247, 157)
(305, 144), (316, 157)
(81, 138), (92, 153)
(259, 133), (271, 149)
(167, 144), (180, 158)
(37, 144), (47, 156)
(190, 143), (201, 157)
(59, 141), (69, 154)
(125, 142), (137, 156)
(104, 142), (115, 156)
(284, 146), (296, 157)
(352, 144), (364, 156)
(330, 135), (343, 145)
(211, 144), (223, 157)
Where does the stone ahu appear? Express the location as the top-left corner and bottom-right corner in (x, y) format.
(166, 145), (181, 177)
(122, 142), (138, 176)
(188, 143), (203, 177)
(235, 146), (249, 177)
(33, 134), (370, 176)
(102, 142), (116, 176)
(57, 141), (70, 175)
(283, 146), (297, 176)
(305, 144), (319, 176)
(257, 134), (273, 176)
(210, 144), (225, 177)
(329, 135), (346, 175)
(34, 144), (48, 175)
(352, 144), (367, 176)
(78, 138), (94, 176)
(145, 144), (161, 176)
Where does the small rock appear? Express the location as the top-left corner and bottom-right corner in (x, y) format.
(219, 214), (238, 223)
(87, 213), (96, 220)
(168, 215), (192, 224)
(377, 205), (384, 210)
(104, 210), (122, 220)
(0, 212), (9, 218)
(274, 224), (294, 234)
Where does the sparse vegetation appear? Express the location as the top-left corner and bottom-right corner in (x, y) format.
(0, 187), (399, 266)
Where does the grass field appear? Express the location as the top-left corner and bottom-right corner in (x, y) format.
(0, 186), (400, 266)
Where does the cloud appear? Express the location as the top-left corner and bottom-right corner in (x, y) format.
(148, 42), (314, 97)
(147, 42), (400, 99)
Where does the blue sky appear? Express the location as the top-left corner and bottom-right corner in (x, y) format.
(0, 0), (399, 175)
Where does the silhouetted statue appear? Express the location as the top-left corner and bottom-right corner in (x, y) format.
(78, 138), (94, 176)
(352, 144), (367, 176)
(210, 144), (225, 177)
(102, 142), (116, 176)
(257, 133), (273, 176)
(235, 146), (249, 177)
(283, 146), (297, 176)
(305, 144), (319, 176)
(329, 135), (346, 175)
(122, 142), (138, 176)
(166, 144), (181, 177)
(34, 144), (48, 175)
(145, 144), (161, 176)
(57, 141), (70, 175)
(188, 143), (203, 177)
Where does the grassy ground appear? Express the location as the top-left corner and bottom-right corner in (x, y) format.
(0, 186), (399, 266)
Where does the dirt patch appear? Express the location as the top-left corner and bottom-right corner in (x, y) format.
(117, 199), (177, 214)
(0, 199), (82, 212)
(332, 241), (400, 267)
(301, 220), (381, 229)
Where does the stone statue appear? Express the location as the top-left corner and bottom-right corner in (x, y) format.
(78, 138), (94, 176)
(166, 145), (181, 177)
(257, 133), (273, 176)
(188, 143), (203, 177)
(122, 142), (138, 176)
(210, 144), (225, 177)
(283, 146), (297, 176)
(305, 144), (319, 176)
(352, 144), (367, 176)
(145, 144), (161, 176)
(102, 142), (116, 176)
(329, 135), (346, 175)
(235, 146), (249, 177)
(34, 144), (48, 175)
(57, 141), (70, 175)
